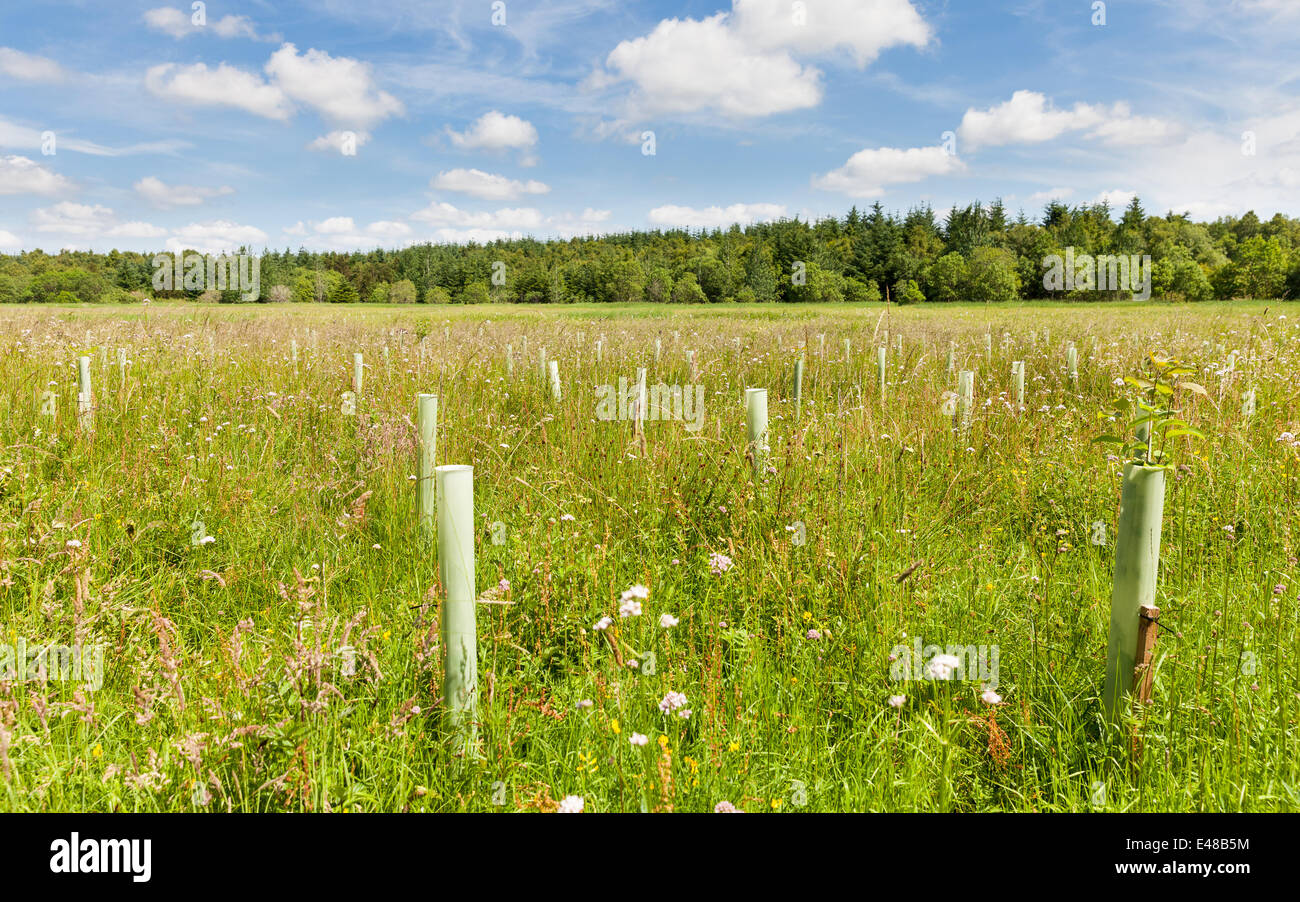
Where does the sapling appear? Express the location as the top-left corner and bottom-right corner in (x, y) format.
(1094, 353), (1205, 715)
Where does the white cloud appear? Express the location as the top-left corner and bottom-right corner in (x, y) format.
(411, 202), (544, 231)
(550, 208), (615, 238)
(265, 43), (404, 129)
(732, 0), (931, 67)
(135, 175), (234, 208)
(431, 168), (550, 200)
(1093, 189), (1138, 208)
(958, 91), (1177, 150)
(30, 202), (166, 241)
(31, 202), (113, 235)
(647, 203), (787, 229)
(598, 14), (820, 118)
(447, 110), (539, 151)
(307, 130), (372, 154)
(144, 45), (401, 130)
(285, 217), (415, 249)
(165, 220), (269, 254)
(812, 146), (964, 197)
(143, 7), (264, 40)
(0, 47), (67, 82)
(594, 1), (930, 119)
(0, 229), (22, 248)
(145, 62), (293, 120)
(0, 155), (73, 195)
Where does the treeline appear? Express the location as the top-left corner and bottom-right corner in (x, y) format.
(2, 198), (1298, 305)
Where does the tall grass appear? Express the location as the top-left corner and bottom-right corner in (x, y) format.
(0, 301), (1295, 812)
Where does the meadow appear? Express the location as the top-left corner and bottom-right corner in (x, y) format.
(0, 300), (1296, 813)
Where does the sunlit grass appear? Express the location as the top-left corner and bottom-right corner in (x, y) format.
(0, 300), (1296, 812)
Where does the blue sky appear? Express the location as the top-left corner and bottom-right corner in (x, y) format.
(1, 0), (1297, 254)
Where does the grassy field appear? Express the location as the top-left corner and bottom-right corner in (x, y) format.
(0, 300), (1296, 812)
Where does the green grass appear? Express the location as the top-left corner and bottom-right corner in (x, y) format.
(0, 301), (1297, 812)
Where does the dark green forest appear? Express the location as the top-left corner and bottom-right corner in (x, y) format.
(3, 198), (1298, 305)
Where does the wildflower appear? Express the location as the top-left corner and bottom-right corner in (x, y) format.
(65, 539), (82, 549)
(199, 535), (216, 545)
(888, 694), (906, 708)
(659, 613), (679, 629)
(498, 578), (511, 593)
(619, 599), (642, 618)
(557, 795), (584, 813)
(593, 616), (613, 631)
(709, 552), (733, 575)
(560, 513), (575, 522)
(576, 699), (593, 710)
(806, 629), (821, 640)
(659, 691), (688, 715)
(629, 732), (649, 747)
(620, 584), (649, 601)
(609, 719), (620, 734)
(1274, 584), (1286, 596)
(727, 740), (740, 752)
(925, 654), (962, 680)
(714, 801), (740, 813)
(981, 688), (1003, 705)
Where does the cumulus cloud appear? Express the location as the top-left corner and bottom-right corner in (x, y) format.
(0, 229), (22, 248)
(1093, 189), (1138, 208)
(593, 0), (930, 119)
(134, 175), (234, 208)
(411, 202), (544, 231)
(282, 217), (414, 250)
(0, 47), (67, 82)
(265, 43), (404, 129)
(431, 168), (549, 200)
(145, 62), (293, 120)
(647, 203), (787, 229)
(144, 44), (402, 131)
(598, 14), (820, 118)
(31, 202), (164, 238)
(957, 90), (1177, 150)
(164, 220), (269, 254)
(812, 146), (964, 197)
(0, 155), (73, 195)
(447, 110), (539, 151)
(731, 0), (932, 66)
